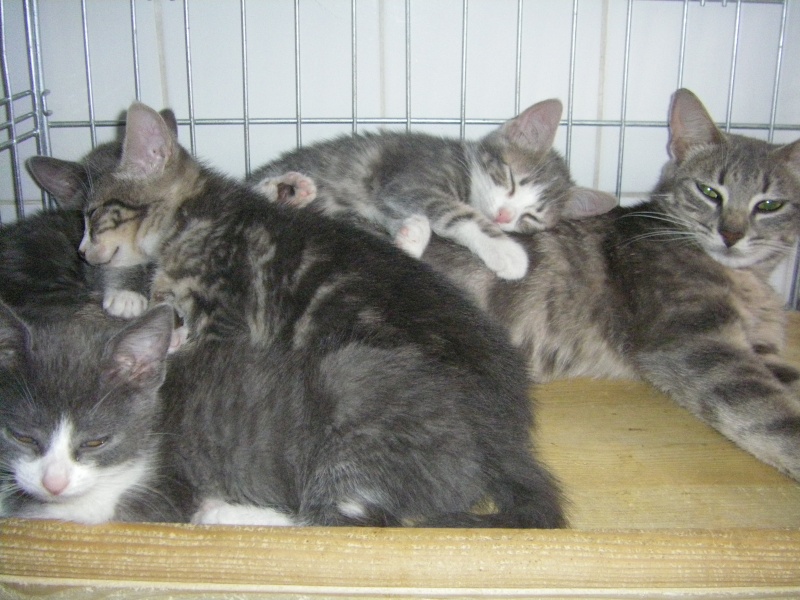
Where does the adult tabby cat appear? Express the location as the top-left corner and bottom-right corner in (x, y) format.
(248, 99), (616, 280)
(423, 88), (800, 481)
(76, 101), (564, 528)
(0, 302), (188, 523)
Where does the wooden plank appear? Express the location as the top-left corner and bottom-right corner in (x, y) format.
(1, 520), (799, 597)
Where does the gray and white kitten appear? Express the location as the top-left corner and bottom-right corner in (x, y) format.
(76, 102), (565, 528)
(424, 88), (800, 481)
(248, 99), (616, 280)
(0, 302), (188, 523)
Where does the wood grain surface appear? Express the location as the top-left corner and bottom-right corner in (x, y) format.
(2, 315), (800, 598)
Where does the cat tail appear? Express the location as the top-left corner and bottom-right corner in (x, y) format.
(421, 462), (567, 529)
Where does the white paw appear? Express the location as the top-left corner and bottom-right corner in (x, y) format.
(254, 171), (317, 207)
(168, 324), (188, 353)
(191, 498), (296, 526)
(395, 215), (432, 258)
(477, 237), (529, 280)
(103, 289), (149, 319)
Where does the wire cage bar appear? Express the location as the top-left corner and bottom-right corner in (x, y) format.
(1, 0), (799, 302)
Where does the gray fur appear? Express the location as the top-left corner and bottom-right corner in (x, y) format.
(424, 88), (800, 481)
(79, 102), (565, 528)
(0, 303), (189, 523)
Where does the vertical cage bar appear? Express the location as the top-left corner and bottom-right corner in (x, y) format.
(240, 0), (251, 176)
(459, 0), (468, 139)
(513, 0), (523, 115)
(767, 0), (787, 143)
(0, 0), (24, 220)
(676, 0), (689, 88)
(614, 0), (634, 198)
(293, 0), (302, 146)
(130, 0), (141, 100)
(182, 0), (197, 154)
(405, 0), (411, 131)
(80, 0), (97, 147)
(26, 0), (51, 209)
(351, 0), (357, 134)
(565, 0), (579, 166)
(724, 0), (742, 133)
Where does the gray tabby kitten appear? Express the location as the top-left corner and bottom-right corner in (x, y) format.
(25, 109), (178, 319)
(0, 302), (188, 523)
(76, 102), (564, 528)
(424, 88), (800, 481)
(249, 99), (616, 280)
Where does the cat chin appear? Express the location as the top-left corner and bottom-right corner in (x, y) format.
(706, 247), (776, 270)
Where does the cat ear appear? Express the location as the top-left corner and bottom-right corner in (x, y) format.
(119, 102), (177, 180)
(104, 304), (174, 387)
(668, 88), (724, 163)
(0, 302), (31, 371)
(561, 187), (618, 220)
(500, 99), (563, 150)
(26, 157), (88, 209)
(773, 138), (800, 178)
(159, 108), (179, 137)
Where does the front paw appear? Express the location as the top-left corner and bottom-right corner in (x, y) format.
(395, 215), (432, 258)
(103, 289), (149, 319)
(478, 237), (529, 280)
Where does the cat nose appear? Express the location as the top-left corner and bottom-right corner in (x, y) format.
(42, 472), (70, 496)
(720, 229), (744, 248)
(494, 208), (514, 225)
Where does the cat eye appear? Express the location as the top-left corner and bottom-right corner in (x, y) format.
(755, 199), (784, 213)
(696, 183), (722, 203)
(8, 430), (39, 449)
(81, 436), (109, 449)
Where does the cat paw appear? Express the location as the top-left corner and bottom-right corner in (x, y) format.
(168, 324), (189, 353)
(192, 498), (296, 526)
(103, 289), (149, 319)
(478, 237), (529, 280)
(395, 215), (432, 258)
(254, 172), (317, 207)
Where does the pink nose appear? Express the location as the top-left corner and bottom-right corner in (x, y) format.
(494, 208), (514, 224)
(42, 473), (69, 496)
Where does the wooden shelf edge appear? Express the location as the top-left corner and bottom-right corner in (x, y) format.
(2, 519), (799, 596)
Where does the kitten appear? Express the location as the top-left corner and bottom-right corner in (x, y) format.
(24, 109), (177, 319)
(248, 99), (616, 280)
(0, 302), (188, 523)
(76, 101), (565, 528)
(424, 88), (800, 481)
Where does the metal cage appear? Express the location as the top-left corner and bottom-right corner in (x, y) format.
(1, 0), (799, 301)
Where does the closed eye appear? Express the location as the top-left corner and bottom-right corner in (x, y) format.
(81, 436), (110, 450)
(8, 429), (40, 451)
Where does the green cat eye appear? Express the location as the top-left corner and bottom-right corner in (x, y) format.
(696, 182), (721, 202)
(755, 199), (784, 213)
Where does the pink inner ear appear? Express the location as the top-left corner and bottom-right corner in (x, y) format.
(505, 99), (563, 151)
(120, 103), (174, 179)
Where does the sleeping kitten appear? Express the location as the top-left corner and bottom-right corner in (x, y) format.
(424, 88), (800, 481)
(248, 99), (616, 280)
(24, 109), (177, 319)
(0, 302), (187, 523)
(76, 101), (565, 528)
